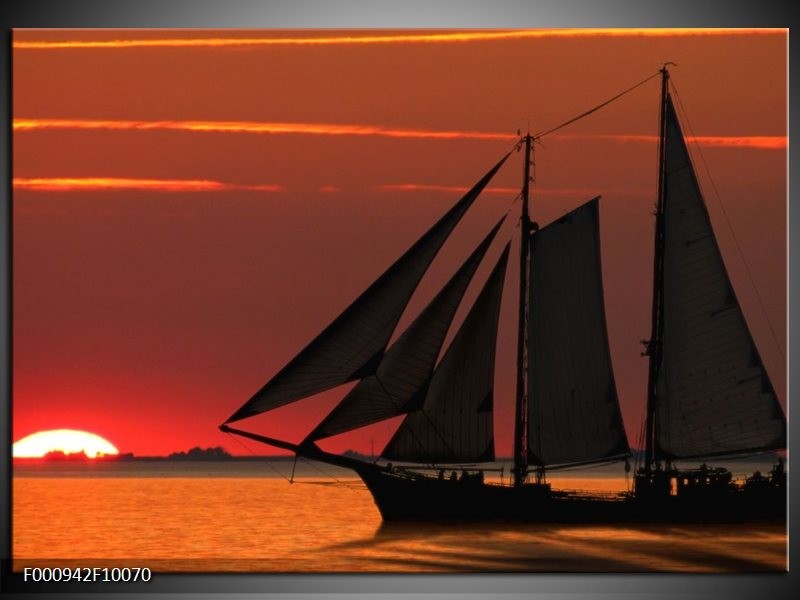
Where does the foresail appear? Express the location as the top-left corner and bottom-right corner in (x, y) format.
(381, 244), (510, 464)
(304, 217), (506, 442)
(225, 154), (510, 423)
(527, 198), (630, 467)
(654, 95), (786, 459)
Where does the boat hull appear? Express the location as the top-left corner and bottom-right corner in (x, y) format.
(354, 466), (786, 523)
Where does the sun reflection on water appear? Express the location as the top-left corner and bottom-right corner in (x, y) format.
(13, 475), (785, 573)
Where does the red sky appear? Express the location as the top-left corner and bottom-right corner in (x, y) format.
(12, 29), (787, 457)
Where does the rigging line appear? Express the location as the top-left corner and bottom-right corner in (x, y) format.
(374, 373), (457, 467)
(633, 415), (647, 479)
(294, 454), (361, 491)
(222, 431), (294, 482)
(500, 192), (522, 236)
(548, 458), (626, 472)
(509, 192), (524, 230)
(531, 69), (662, 141)
(670, 83), (786, 365)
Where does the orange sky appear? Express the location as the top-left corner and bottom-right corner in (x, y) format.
(12, 29), (787, 457)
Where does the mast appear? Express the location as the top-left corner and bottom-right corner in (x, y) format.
(643, 66), (670, 475)
(513, 134), (532, 487)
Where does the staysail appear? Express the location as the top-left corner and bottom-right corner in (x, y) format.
(653, 95), (786, 459)
(381, 244), (510, 463)
(304, 217), (506, 442)
(527, 198), (630, 467)
(225, 154), (509, 423)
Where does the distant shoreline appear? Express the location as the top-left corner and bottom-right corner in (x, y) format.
(12, 446), (383, 463)
(12, 454), (516, 464)
(12, 454), (352, 463)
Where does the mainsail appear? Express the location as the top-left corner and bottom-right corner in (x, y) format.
(225, 154), (509, 423)
(382, 244), (511, 463)
(305, 217), (506, 442)
(653, 95), (786, 459)
(527, 198), (630, 467)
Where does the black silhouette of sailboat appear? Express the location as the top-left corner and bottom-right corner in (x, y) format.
(220, 67), (786, 522)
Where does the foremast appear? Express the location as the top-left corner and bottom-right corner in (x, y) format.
(643, 66), (670, 476)
(513, 133), (533, 488)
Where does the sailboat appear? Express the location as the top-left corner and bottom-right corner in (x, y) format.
(220, 67), (786, 522)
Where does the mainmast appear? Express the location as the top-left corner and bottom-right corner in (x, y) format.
(643, 66), (670, 475)
(513, 133), (533, 487)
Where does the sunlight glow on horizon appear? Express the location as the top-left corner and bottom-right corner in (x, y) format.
(13, 28), (784, 50)
(13, 429), (119, 458)
(13, 118), (785, 149)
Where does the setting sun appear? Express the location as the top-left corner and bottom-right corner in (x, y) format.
(13, 429), (119, 459)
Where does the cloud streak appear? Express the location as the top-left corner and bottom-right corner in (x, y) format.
(13, 177), (647, 198)
(556, 133), (786, 150)
(13, 29), (784, 50)
(13, 118), (513, 141)
(13, 177), (284, 193)
(13, 118), (785, 149)
(379, 184), (520, 195)
(379, 184), (651, 197)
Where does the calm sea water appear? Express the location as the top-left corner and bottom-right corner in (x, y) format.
(13, 460), (787, 573)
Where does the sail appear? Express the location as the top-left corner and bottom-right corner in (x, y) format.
(653, 95), (786, 459)
(305, 217), (506, 442)
(381, 244), (510, 463)
(527, 198), (630, 467)
(225, 154), (510, 423)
